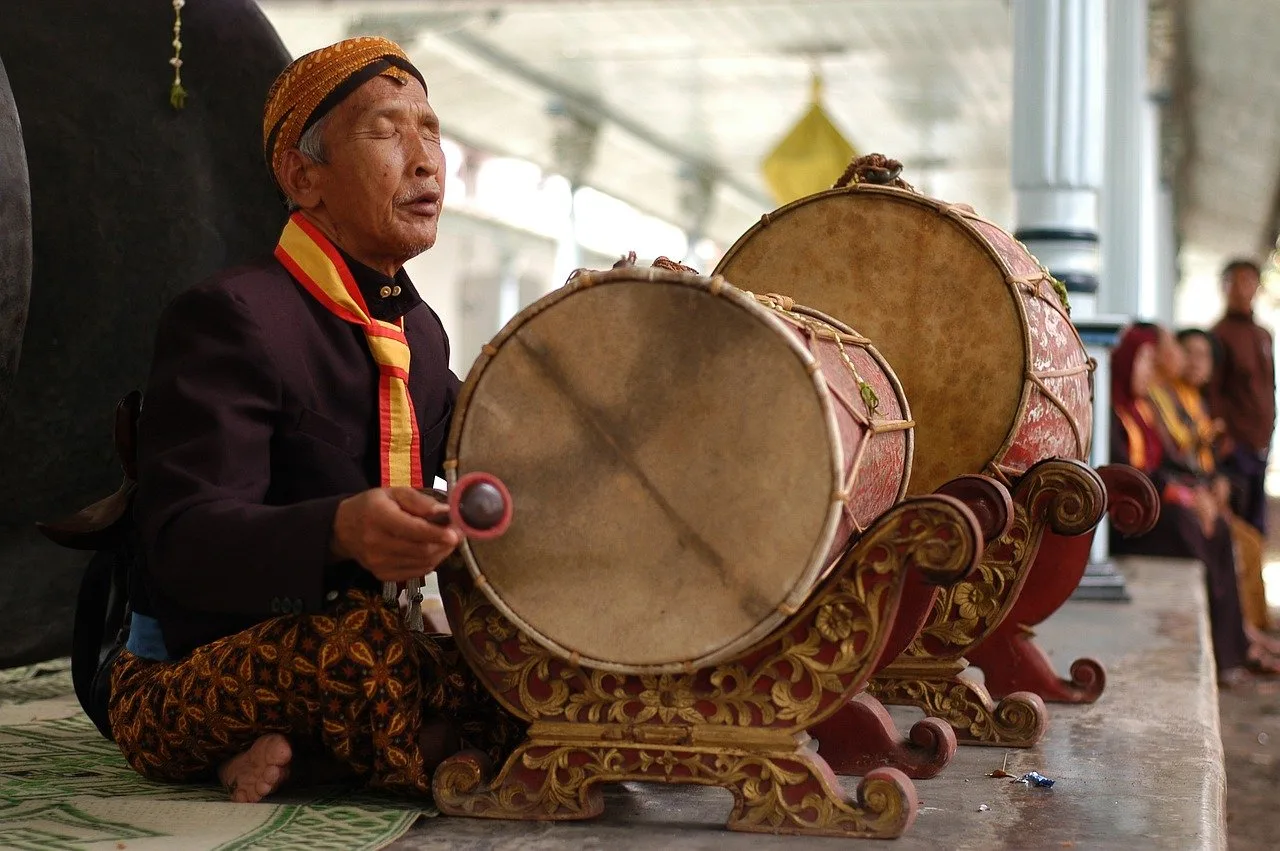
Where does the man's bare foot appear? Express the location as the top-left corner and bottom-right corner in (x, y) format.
(218, 734), (293, 803)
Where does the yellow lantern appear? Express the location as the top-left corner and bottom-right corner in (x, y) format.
(761, 72), (857, 206)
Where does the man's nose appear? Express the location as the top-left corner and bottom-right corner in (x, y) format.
(409, 135), (439, 178)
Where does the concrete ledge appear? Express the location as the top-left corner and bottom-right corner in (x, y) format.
(398, 556), (1225, 850)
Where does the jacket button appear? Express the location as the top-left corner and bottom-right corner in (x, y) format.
(270, 597), (280, 614)
(293, 598), (304, 614)
(325, 590), (339, 603)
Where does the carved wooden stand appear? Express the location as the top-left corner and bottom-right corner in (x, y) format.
(433, 496), (984, 839)
(866, 458), (1106, 747)
(967, 463), (1159, 703)
(813, 475), (1013, 778)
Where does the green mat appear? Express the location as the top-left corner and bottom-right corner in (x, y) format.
(0, 660), (428, 851)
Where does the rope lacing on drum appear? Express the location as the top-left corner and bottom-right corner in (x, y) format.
(753, 293), (876, 535)
(757, 294), (882, 421)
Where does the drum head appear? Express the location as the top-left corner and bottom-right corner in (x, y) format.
(450, 270), (841, 673)
(716, 189), (1024, 494)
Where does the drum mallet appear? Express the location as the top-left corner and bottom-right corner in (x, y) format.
(427, 471), (513, 540)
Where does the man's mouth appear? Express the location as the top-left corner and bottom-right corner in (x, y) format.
(401, 191), (441, 217)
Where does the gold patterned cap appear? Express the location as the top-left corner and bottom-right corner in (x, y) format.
(263, 36), (426, 184)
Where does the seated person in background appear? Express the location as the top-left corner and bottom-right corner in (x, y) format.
(108, 37), (522, 804)
(1170, 328), (1274, 639)
(1109, 324), (1277, 686)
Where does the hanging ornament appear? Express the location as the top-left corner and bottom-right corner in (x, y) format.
(761, 69), (857, 206)
(169, 0), (187, 109)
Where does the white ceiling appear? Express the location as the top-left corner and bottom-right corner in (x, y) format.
(258, 0), (1280, 277)
(259, 0), (1015, 247)
(1180, 0), (1280, 260)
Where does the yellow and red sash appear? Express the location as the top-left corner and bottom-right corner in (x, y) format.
(1174, 383), (1218, 474)
(274, 212), (424, 489)
(1116, 400), (1156, 472)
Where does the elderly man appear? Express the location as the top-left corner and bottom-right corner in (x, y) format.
(1210, 259), (1276, 535)
(108, 37), (521, 803)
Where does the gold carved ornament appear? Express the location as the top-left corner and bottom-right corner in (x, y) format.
(443, 497), (979, 734)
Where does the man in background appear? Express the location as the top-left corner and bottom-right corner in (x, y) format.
(1211, 259), (1276, 535)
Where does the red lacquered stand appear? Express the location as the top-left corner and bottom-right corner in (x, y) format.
(966, 464), (1159, 703)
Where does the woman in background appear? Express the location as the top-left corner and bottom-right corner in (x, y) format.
(1165, 328), (1274, 639)
(1110, 324), (1271, 686)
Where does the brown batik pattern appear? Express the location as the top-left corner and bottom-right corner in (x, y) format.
(108, 590), (524, 798)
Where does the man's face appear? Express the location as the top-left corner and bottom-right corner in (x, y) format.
(308, 75), (445, 270)
(1226, 266), (1260, 313)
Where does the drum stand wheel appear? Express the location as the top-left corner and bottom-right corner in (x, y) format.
(432, 495), (985, 839)
(967, 463), (1158, 704)
(868, 458), (1107, 746)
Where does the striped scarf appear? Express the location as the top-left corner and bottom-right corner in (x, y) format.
(275, 212), (426, 625)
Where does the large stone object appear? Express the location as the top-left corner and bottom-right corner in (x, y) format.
(0, 1), (290, 667)
(0, 54), (30, 425)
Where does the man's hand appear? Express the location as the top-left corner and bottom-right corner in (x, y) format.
(330, 488), (460, 583)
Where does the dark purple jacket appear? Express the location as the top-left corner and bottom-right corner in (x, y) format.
(133, 254), (459, 659)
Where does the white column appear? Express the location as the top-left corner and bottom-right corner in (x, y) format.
(1012, 0), (1107, 317)
(1101, 0), (1159, 320)
(1156, 183), (1178, 324)
(1014, 0), (1133, 599)
(1136, 97), (1163, 318)
(548, 104), (599, 289)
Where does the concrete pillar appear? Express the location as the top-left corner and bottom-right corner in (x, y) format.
(548, 102), (599, 287)
(496, 244), (521, 329)
(1137, 96), (1164, 319)
(1011, 0), (1106, 317)
(677, 166), (715, 269)
(1013, 0), (1132, 600)
(1156, 183), (1178, 325)
(1099, 0), (1146, 318)
(1101, 0), (1173, 324)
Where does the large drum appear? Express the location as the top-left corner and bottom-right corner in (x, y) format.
(715, 166), (1093, 494)
(446, 266), (912, 674)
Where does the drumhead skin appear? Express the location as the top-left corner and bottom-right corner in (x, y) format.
(715, 186), (1092, 494)
(449, 268), (851, 674)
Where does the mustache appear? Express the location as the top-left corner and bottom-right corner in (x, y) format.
(394, 186), (441, 205)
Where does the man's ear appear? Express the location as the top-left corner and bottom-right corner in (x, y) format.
(277, 149), (323, 210)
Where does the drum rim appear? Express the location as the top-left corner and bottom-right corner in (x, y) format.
(445, 266), (859, 675)
(714, 184), (1092, 486)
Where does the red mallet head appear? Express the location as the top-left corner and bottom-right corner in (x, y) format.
(450, 472), (513, 539)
